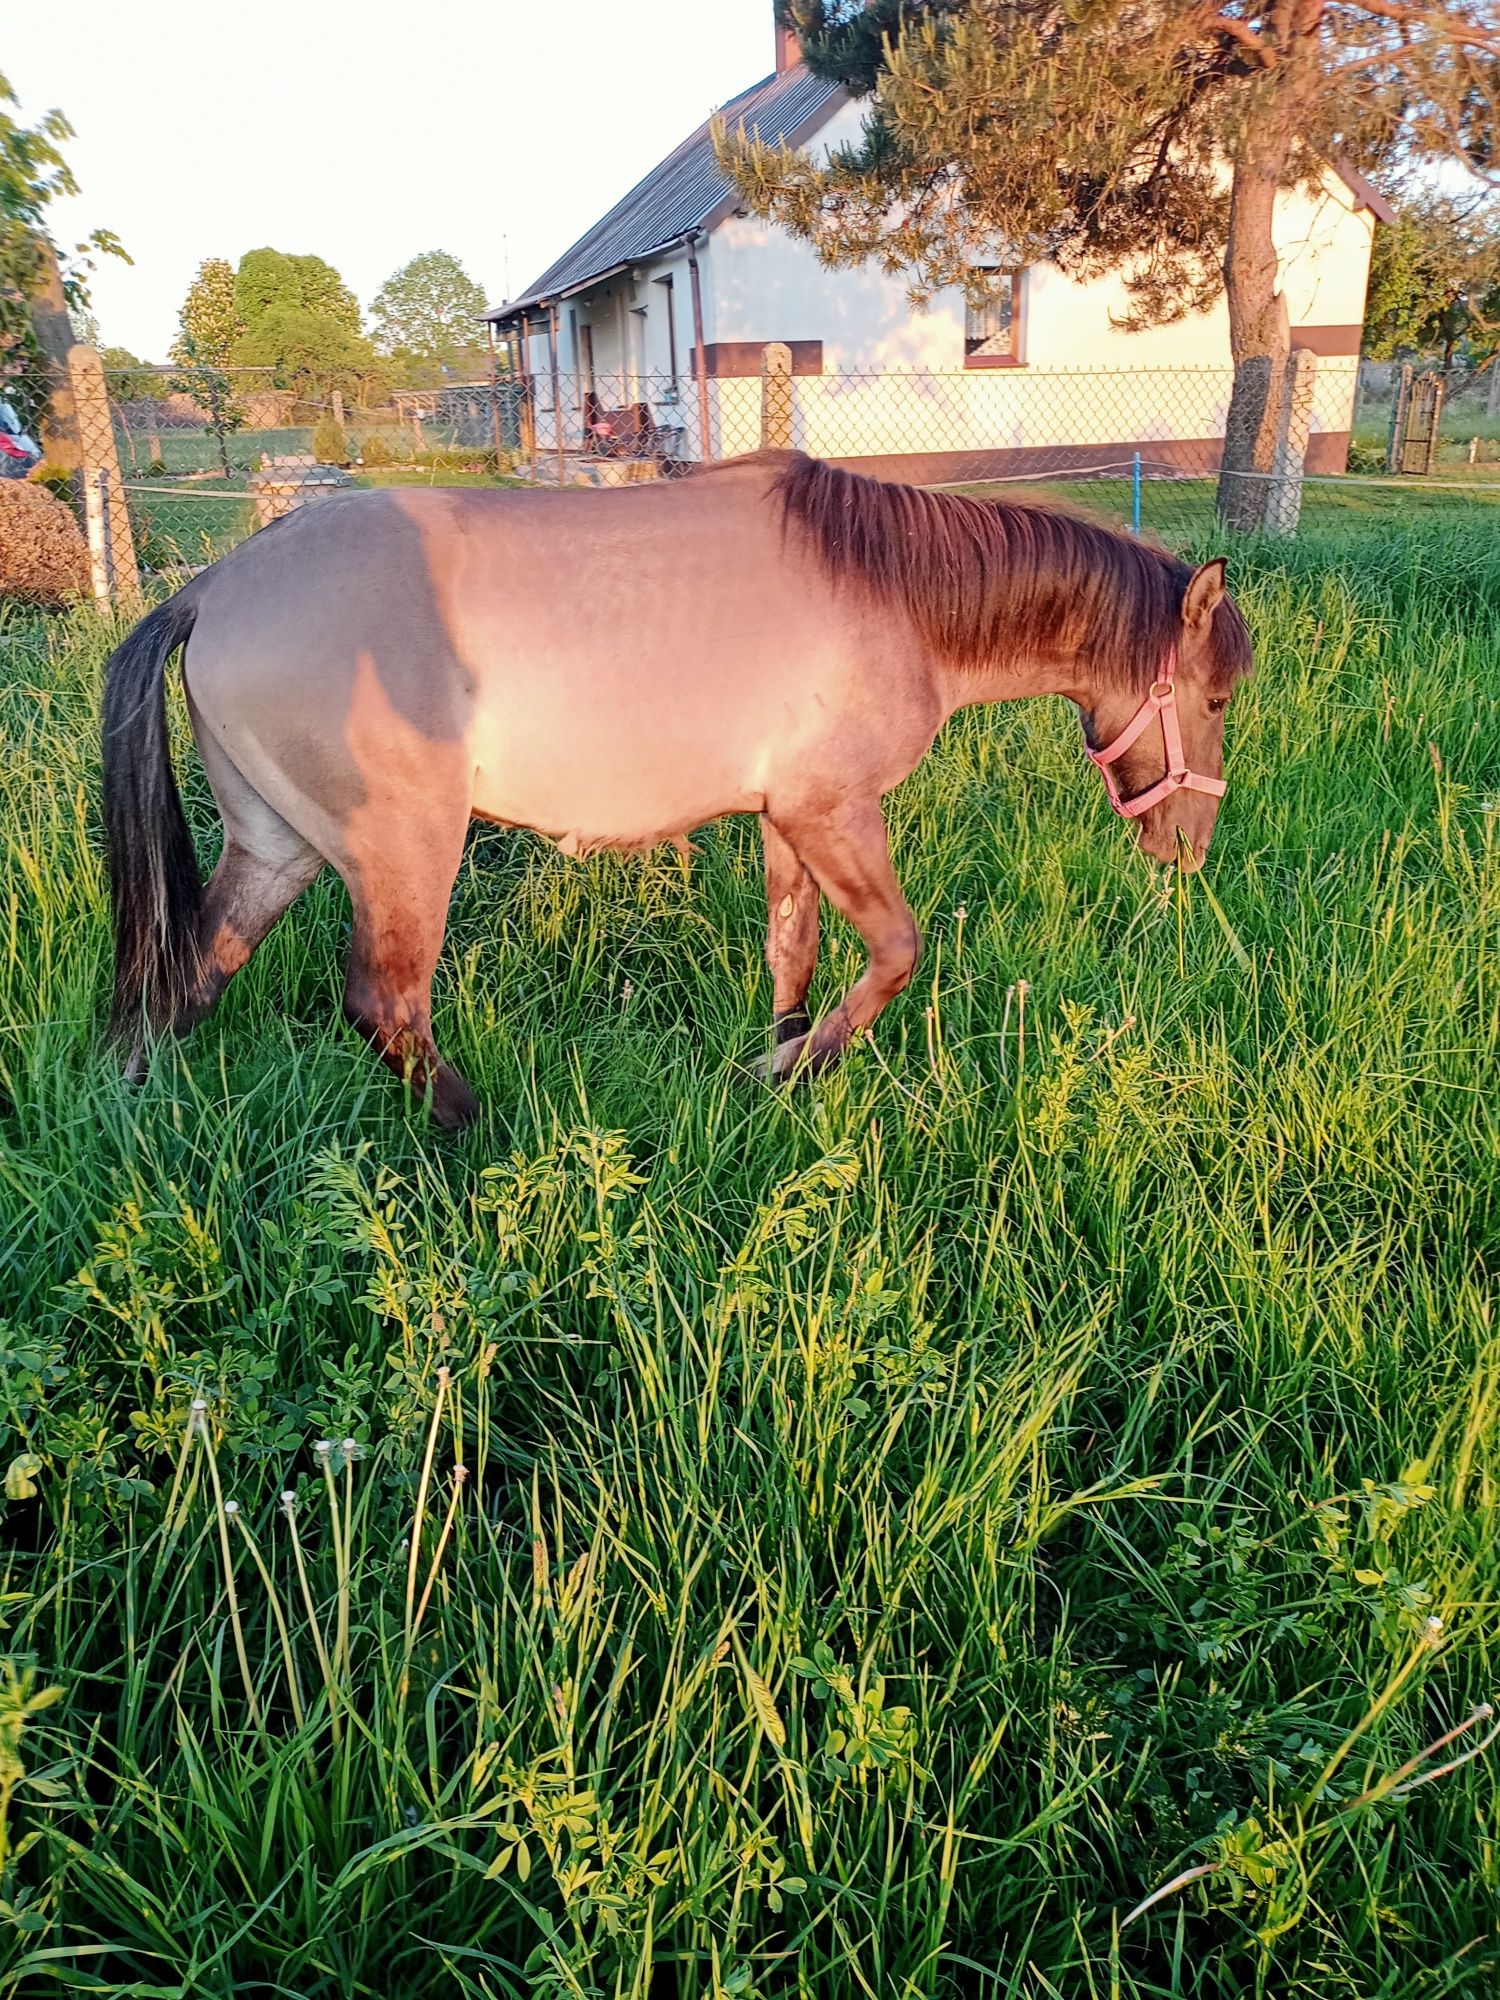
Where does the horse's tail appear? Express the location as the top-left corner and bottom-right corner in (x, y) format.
(101, 591), (204, 1040)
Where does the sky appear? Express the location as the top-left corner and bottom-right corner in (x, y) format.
(8, 0), (779, 360)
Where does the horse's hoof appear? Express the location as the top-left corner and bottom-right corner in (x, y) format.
(750, 1032), (813, 1086)
(427, 1068), (482, 1131)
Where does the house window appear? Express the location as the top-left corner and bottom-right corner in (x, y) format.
(964, 270), (1024, 366)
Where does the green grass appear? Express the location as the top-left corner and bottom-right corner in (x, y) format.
(2, 518), (1500, 1996)
(951, 471), (1500, 545)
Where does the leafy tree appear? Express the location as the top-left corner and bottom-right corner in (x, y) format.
(1363, 188), (1500, 374)
(100, 346), (162, 402)
(235, 249), (361, 338)
(720, 2), (1500, 529)
(371, 250), (489, 380)
(0, 71), (126, 432)
(175, 257), (242, 367)
(171, 257), (246, 478)
(234, 304), (382, 404)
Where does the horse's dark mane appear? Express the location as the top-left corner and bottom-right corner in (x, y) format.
(726, 451), (1250, 692)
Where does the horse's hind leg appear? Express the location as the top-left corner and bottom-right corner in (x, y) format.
(338, 845), (479, 1132)
(765, 800), (918, 1082)
(761, 814), (821, 1049)
(125, 736), (323, 1079)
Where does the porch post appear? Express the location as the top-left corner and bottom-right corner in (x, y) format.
(686, 235), (713, 463)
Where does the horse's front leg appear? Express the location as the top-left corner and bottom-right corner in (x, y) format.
(763, 800), (919, 1081)
(760, 813), (821, 1058)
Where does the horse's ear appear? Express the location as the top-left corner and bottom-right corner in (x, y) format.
(1183, 559), (1226, 637)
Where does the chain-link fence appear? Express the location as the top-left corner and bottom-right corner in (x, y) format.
(71, 350), (1500, 591)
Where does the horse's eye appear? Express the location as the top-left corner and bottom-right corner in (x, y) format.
(1207, 697), (1228, 714)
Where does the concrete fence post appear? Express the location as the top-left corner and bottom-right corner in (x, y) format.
(759, 343), (794, 451)
(67, 343), (140, 608)
(1266, 349), (1317, 538)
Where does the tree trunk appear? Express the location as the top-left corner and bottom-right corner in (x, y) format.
(26, 240), (82, 475)
(1217, 136), (1292, 532)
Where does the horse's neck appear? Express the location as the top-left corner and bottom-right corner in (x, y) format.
(936, 652), (1082, 719)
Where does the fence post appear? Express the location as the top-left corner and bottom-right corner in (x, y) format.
(1266, 349), (1316, 537)
(83, 470), (114, 607)
(67, 343), (140, 608)
(1131, 451), (1142, 536)
(486, 324), (507, 466)
(1488, 361), (1500, 420)
(1386, 363), (1412, 475)
(759, 343), (794, 451)
(548, 302), (566, 488)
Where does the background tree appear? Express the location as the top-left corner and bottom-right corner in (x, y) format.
(0, 70), (125, 453)
(99, 345), (162, 402)
(1363, 187), (1500, 377)
(170, 256), (246, 477)
(234, 304), (382, 406)
(371, 249), (489, 384)
(720, 2), (1500, 529)
(235, 249), (361, 337)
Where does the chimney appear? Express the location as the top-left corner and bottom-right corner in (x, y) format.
(775, 15), (800, 72)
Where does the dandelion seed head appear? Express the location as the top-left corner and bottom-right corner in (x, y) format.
(314, 1438), (334, 1457)
(191, 1398), (208, 1412)
(280, 1490), (296, 1508)
(436, 1365), (451, 1386)
(224, 1499), (239, 1516)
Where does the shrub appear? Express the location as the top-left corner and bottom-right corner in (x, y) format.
(312, 413), (349, 465)
(0, 480), (91, 607)
(359, 430), (396, 467)
(419, 446), (500, 474)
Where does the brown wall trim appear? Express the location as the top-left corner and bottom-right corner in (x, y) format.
(1291, 325), (1362, 357)
(816, 431), (1352, 485)
(693, 341), (824, 378)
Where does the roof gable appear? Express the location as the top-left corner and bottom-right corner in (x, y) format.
(490, 65), (844, 319)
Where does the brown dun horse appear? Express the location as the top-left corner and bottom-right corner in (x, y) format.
(101, 450), (1252, 1127)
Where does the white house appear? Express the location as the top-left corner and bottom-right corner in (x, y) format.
(486, 18), (1390, 481)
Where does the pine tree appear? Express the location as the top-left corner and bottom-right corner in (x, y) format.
(719, 2), (1500, 529)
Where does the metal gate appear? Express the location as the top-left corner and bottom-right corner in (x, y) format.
(1387, 365), (1446, 476)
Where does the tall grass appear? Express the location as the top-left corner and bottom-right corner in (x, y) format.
(0, 521), (1498, 1996)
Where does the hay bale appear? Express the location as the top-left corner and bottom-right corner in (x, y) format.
(0, 479), (91, 608)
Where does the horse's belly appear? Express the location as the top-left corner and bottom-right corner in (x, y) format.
(468, 708), (763, 853)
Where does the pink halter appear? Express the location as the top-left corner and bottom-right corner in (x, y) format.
(1086, 647), (1227, 820)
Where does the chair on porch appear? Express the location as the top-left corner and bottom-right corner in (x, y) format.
(583, 391), (658, 458)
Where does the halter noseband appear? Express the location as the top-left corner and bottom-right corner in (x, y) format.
(1085, 647), (1227, 820)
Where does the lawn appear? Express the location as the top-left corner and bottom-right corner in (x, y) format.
(0, 516), (1498, 1997)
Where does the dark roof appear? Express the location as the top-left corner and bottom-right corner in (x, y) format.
(487, 65), (844, 321)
